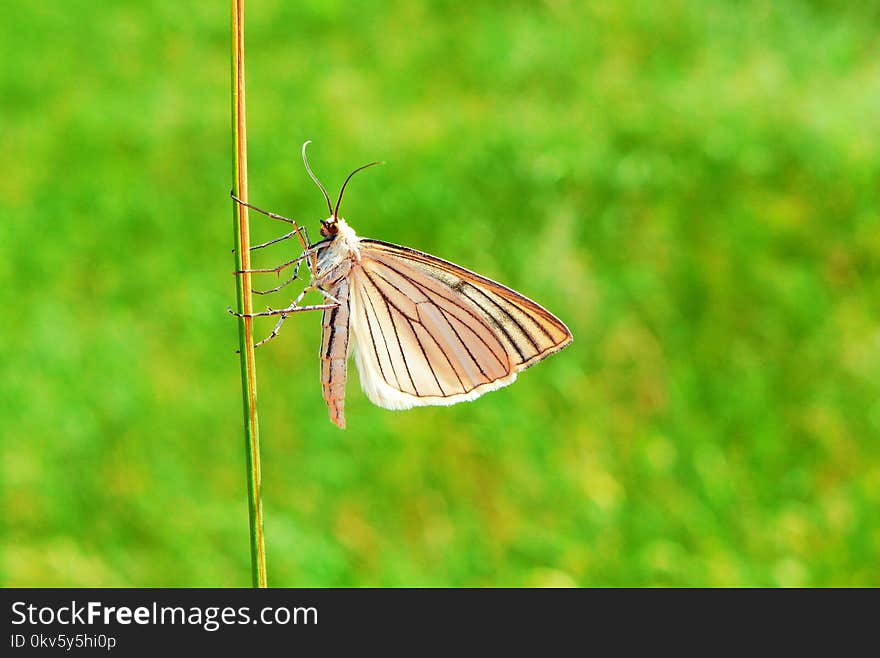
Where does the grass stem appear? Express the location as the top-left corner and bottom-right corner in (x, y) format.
(231, 0), (267, 588)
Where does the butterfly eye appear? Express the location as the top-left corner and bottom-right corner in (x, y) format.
(320, 219), (338, 237)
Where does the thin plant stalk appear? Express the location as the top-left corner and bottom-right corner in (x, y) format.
(231, 0), (267, 588)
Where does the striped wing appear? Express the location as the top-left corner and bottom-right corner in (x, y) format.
(347, 239), (572, 410)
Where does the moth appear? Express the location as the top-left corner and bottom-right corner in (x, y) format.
(232, 143), (572, 428)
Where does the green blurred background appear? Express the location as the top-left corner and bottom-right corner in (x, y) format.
(3, 0), (879, 587)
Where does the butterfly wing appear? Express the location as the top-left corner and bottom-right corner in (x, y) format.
(347, 239), (572, 410)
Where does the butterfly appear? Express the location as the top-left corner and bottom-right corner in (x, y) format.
(232, 142), (572, 429)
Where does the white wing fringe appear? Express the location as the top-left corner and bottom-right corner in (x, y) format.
(353, 343), (519, 410)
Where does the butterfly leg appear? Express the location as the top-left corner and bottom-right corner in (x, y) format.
(249, 229), (299, 251)
(251, 252), (318, 295)
(230, 192), (312, 250)
(241, 238), (322, 295)
(228, 301), (338, 319)
(231, 192), (296, 226)
(312, 284), (342, 306)
(234, 248), (316, 277)
(230, 279), (338, 317)
(251, 263), (302, 295)
(254, 314), (289, 348)
(228, 279), (339, 342)
(249, 225), (312, 252)
(284, 280), (341, 308)
(228, 296), (338, 348)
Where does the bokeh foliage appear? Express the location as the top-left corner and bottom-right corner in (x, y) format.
(2, 0), (879, 586)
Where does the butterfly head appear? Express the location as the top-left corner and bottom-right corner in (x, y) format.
(319, 216), (339, 238)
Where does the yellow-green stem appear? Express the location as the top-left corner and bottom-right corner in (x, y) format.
(231, 0), (267, 588)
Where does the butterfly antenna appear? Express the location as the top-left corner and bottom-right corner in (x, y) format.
(335, 160), (384, 218)
(302, 140), (333, 215)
